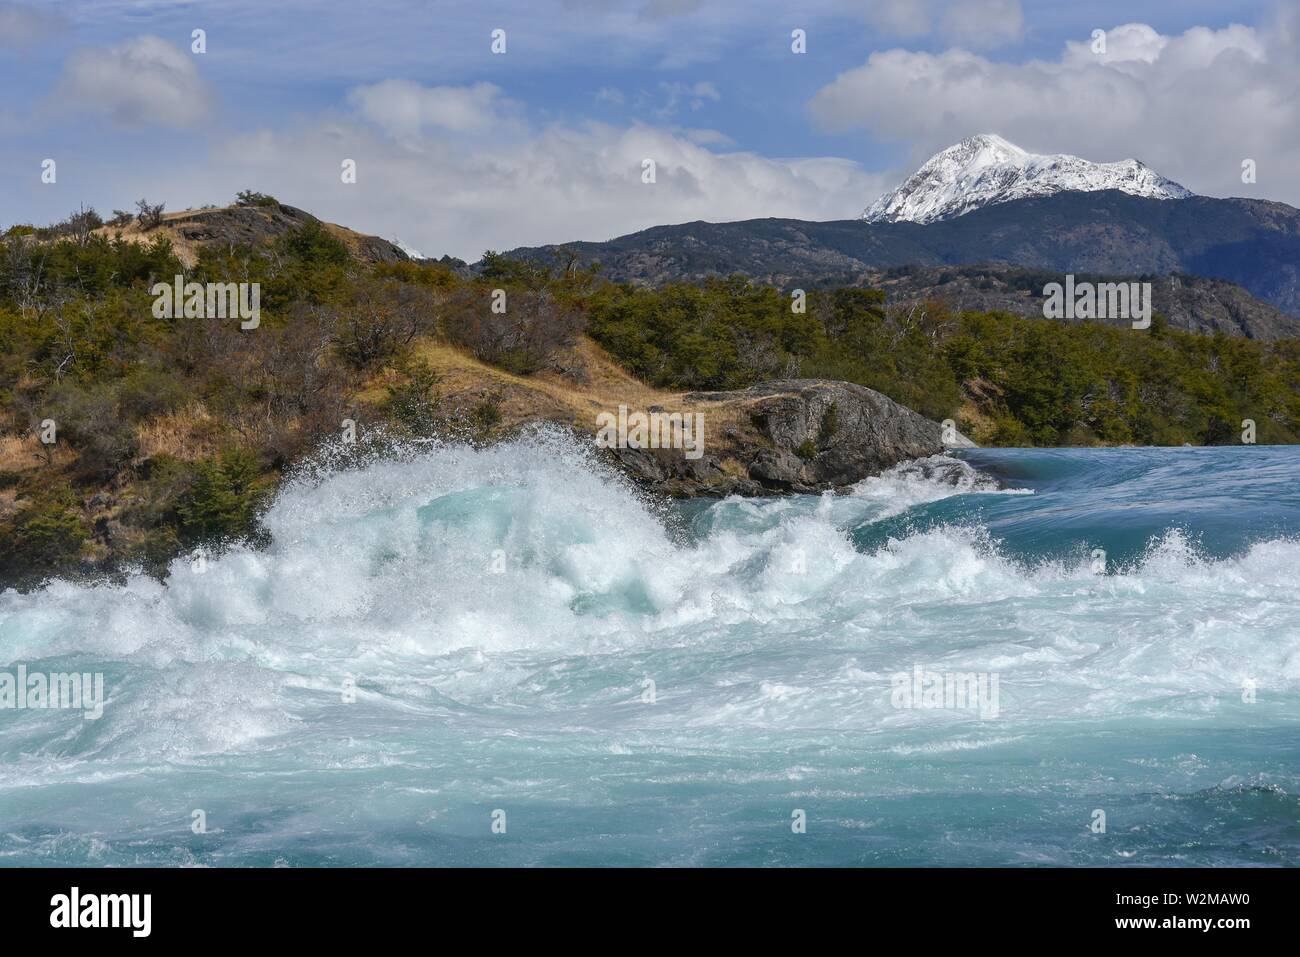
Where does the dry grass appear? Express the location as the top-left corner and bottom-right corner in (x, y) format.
(91, 206), (400, 268)
(93, 208), (208, 265)
(321, 222), (402, 260)
(388, 336), (732, 430)
(0, 431), (73, 472)
(0, 335), (761, 497)
(360, 335), (760, 471)
(955, 378), (1004, 444)
(134, 404), (220, 462)
(0, 403), (218, 482)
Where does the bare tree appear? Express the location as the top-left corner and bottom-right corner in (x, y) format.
(2, 234), (51, 317)
(441, 288), (586, 374)
(66, 205), (103, 245)
(331, 279), (442, 369)
(135, 198), (166, 231)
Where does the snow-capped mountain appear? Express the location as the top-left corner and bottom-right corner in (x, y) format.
(863, 134), (1192, 224)
(392, 237), (426, 260)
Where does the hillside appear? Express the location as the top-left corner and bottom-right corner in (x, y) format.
(93, 202), (410, 267)
(861, 264), (1300, 340)
(499, 191), (1300, 327)
(3, 198), (1300, 589)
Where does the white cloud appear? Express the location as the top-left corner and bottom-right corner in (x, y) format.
(682, 127), (735, 146)
(347, 80), (511, 137)
(807, 14), (1300, 204)
(138, 107), (886, 261)
(655, 80), (721, 116)
(1062, 21), (1265, 69)
(55, 35), (212, 127)
(940, 0), (1023, 50)
(1061, 22), (1168, 66)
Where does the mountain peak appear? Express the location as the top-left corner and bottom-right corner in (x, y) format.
(952, 132), (1028, 159)
(863, 135), (1192, 224)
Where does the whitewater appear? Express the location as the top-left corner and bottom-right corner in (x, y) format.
(2, 430), (1298, 866)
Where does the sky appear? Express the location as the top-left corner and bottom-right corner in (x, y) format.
(1, 0), (1298, 260)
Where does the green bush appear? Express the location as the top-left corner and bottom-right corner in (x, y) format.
(116, 366), (190, 419)
(44, 381), (140, 477)
(125, 525), (184, 578)
(817, 403), (839, 445)
(0, 487), (89, 579)
(177, 448), (267, 544)
(385, 361), (440, 437)
(471, 398), (503, 434)
(277, 221), (349, 266)
(235, 190), (279, 208)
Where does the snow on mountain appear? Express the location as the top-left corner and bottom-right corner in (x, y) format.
(392, 237), (426, 260)
(862, 134), (1192, 224)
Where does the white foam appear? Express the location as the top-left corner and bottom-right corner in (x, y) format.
(1, 430), (1298, 762)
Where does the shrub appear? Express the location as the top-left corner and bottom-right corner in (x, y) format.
(177, 447), (266, 544)
(817, 403), (839, 445)
(277, 220), (349, 266)
(116, 366), (190, 420)
(385, 360), (440, 436)
(372, 259), (461, 288)
(471, 397), (503, 434)
(126, 525), (183, 578)
(235, 190), (278, 208)
(51, 206), (104, 244)
(442, 288), (585, 374)
(44, 381), (140, 477)
(332, 279), (441, 370)
(0, 487), (89, 580)
(135, 199), (166, 231)
(478, 250), (551, 286)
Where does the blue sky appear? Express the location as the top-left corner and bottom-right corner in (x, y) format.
(2, 0), (1297, 258)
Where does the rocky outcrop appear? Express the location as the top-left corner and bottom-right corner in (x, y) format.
(167, 203), (317, 248)
(95, 203), (409, 267)
(602, 378), (971, 497)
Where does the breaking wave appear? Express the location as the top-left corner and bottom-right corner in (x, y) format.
(2, 431), (1299, 865)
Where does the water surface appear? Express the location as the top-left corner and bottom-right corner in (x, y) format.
(2, 436), (1298, 866)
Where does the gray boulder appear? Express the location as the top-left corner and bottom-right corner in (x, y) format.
(604, 378), (973, 496)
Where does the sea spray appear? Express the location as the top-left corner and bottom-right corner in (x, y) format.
(2, 436), (1299, 865)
